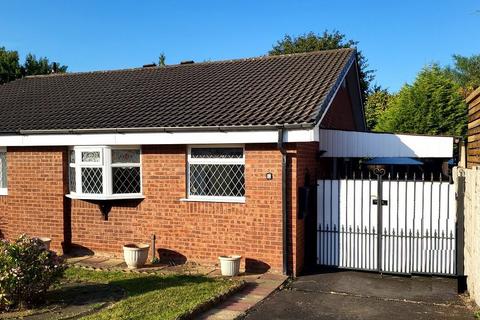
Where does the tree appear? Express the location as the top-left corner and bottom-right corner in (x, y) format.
(446, 54), (480, 96)
(364, 85), (391, 130)
(375, 65), (466, 136)
(269, 31), (374, 102)
(158, 53), (166, 67)
(0, 47), (20, 84)
(24, 53), (67, 76)
(0, 47), (67, 85)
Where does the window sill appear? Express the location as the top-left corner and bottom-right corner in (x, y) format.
(66, 194), (145, 201)
(0, 188), (7, 196)
(180, 197), (245, 204)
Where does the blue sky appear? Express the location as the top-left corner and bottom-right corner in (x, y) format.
(1, 0), (479, 92)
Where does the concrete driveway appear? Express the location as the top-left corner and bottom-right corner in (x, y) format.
(242, 271), (476, 320)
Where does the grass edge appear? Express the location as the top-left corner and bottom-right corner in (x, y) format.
(177, 279), (247, 320)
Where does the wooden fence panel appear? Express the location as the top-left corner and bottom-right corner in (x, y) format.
(467, 87), (480, 168)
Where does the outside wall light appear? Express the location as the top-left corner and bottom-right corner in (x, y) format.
(266, 172), (273, 180)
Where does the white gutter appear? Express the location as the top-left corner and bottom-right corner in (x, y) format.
(0, 127), (318, 146)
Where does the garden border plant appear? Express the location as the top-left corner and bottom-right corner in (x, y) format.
(0, 234), (66, 311)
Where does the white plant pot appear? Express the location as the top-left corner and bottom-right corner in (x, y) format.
(219, 255), (241, 276)
(34, 237), (51, 250)
(123, 244), (150, 269)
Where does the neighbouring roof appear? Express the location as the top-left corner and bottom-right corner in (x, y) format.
(0, 48), (355, 133)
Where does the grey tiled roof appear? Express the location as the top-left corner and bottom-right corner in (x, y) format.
(0, 48), (355, 133)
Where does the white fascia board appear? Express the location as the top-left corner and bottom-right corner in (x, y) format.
(284, 128), (317, 143)
(319, 129), (454, 158)
(0, 128), (318, 147)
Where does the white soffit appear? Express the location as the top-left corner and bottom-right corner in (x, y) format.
(319, 129), (454, 158)
(0, 128), (317, 147)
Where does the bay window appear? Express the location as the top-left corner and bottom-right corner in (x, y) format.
(187, 146), (245, 202)
(68, 146), (143, 200)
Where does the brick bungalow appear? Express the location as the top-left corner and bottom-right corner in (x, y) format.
(0, 48), (365, 276)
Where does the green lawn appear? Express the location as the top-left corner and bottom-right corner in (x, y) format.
(64, 268), (241, 320)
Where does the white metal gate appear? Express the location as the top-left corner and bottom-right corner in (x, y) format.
(317, 171), (457, 275)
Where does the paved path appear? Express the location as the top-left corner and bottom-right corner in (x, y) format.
(242, 271), (476, 320)
(66, 254), (217, 274)
(199, 273), (287, 319)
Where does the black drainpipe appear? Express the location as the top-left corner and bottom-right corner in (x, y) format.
(278, 128), (289, 275)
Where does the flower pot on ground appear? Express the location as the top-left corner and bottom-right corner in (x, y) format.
(33, 237), (51, 250)
(123, 244), (150, 269)
(219, 255), (241, 276)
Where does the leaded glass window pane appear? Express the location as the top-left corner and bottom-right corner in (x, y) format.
(81, 167), (103, 194)
(189, 164), (245, 197)
(112, 150), (140, 164)
(112, 167), (141, 194)
(0, 152), (6, 188)
(81, 151), (101, 163)
(191, 148), (243, 159)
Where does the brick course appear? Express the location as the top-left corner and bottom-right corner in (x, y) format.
(0, 147), (67, 251)
(320, 86), (356, 130)
(293, 142), (319, 274)
(69, 144), (285, 272)
(0, 144), (307, 274)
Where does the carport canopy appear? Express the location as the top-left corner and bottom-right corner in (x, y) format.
(318, 129), (454, 158)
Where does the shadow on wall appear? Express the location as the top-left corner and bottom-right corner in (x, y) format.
(82, 199), (144, 221)
(66, 243), (95, 257)
(245, 258), (271, 274)
(157, 248), (187, 266)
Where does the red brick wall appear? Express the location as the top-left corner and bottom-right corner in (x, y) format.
(0, 142), (332, 276)
(69, 144), (285, 273)
(320, 85), (356, 130)
(293, 142), (319, 274)
(0, 147), (67, 251)
(0, 144), (300, 274)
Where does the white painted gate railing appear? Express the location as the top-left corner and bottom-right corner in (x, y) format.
(317, 173), (457, 275)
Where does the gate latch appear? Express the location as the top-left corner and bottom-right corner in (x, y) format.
(372, 199), (388, 205)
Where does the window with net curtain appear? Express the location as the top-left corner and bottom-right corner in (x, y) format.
(188, 147), (245, 200)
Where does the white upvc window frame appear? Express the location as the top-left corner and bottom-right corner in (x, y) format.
(67, 145), (144, 200)
(0, 147), (7, 196)
(186, 144), (246, 203)
(110, 147), (142, 196)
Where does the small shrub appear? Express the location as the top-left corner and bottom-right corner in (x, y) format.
(0, 235), (66, 310)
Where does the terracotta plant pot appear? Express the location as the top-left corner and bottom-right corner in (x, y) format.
(34, 237), (51, 250)
(123, 244), (150, 269)
(219, 255), (241, 276)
